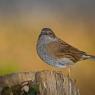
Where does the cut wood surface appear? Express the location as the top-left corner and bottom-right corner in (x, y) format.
(0, 71), (80, 95)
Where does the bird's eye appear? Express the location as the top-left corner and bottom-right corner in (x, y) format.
(49, 32), (52, 34)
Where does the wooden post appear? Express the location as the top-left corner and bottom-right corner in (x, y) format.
(0, 71), (80, 95)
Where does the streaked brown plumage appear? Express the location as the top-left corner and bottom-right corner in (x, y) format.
(46, 38), (87, 63)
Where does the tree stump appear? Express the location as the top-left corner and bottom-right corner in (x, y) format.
(0, 71), (80, 95)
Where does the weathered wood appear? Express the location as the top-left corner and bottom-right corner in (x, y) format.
(0, 71), (80, 95)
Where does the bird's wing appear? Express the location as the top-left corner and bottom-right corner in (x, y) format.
(46, 38), (86, 62)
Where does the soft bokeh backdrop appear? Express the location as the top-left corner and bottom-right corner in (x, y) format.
(0, 0), (95, 95)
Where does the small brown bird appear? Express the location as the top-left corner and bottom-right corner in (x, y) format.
(36, 28), (95, 72)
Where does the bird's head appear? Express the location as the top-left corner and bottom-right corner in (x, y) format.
(39, 28), (56, 38)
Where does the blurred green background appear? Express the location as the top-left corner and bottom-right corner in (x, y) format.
(0, 0), (95, 95)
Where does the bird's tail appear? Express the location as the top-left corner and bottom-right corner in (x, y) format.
(82, 54), (95, 60)
(89, 55), (95, 60)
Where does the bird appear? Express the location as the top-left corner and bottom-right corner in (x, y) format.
(36, 28), (95, 76)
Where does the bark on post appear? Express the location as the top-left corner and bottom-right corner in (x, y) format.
(0, 71), (80, 95)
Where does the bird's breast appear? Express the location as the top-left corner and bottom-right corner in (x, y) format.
(37, 42), (55, 64)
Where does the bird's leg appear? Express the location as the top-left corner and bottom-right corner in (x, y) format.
(68, 66), (71, 78)
(67, 66), (72, 95)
